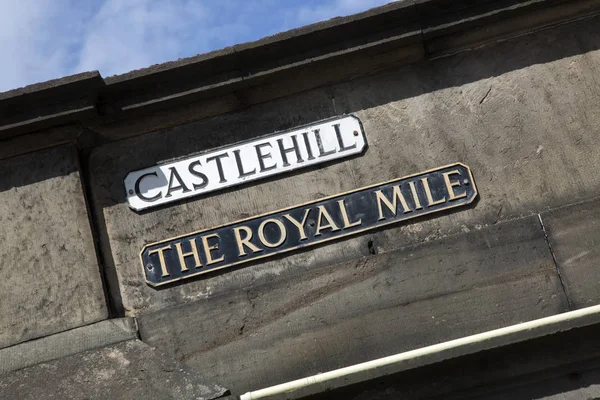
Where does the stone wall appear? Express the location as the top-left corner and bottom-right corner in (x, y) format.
(1, 1), (600, 399)
(0, 145), (107, 349)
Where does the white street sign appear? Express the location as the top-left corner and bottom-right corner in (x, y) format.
(124, 115), (367, 211)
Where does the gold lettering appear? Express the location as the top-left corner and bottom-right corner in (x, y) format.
(201, 234), (225, 265)
(337, 199), (362, 229)
(174, 239), (201, 272)
(258, 218), (287, 248)
(442, 170), (467, 201)
(315, 205), (341, 236)
(375, 186), (411, 221)
(407, 181), (423, 210)
(421, 177), (446, 206)
(148, 245), (172, 277)
(283, 209), (311, 240)
(233, 226), (262, 256)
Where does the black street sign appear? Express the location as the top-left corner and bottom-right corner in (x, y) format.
(140, 163), (478, 287)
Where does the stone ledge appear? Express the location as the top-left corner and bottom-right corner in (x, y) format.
(0, 72), (104, 139)
(0, 339), (231, 400)
(0, 0), (598, 144)
(0, 318), (137, 375)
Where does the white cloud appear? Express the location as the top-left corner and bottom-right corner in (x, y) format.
(0, 0), (91, 91)
(74, 0), (208, 77)
(0, 0), (397, 92)
(293, 0), (397, 27)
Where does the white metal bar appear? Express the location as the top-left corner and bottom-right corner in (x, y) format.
(240, 304), (600, 400)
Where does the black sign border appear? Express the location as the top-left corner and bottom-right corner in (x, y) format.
(140, 162), (477, 287)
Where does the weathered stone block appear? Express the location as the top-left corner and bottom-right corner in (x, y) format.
(87, 16), (600, 316)
(0, 318), (136, 374)
(331, 14), (600, 252)
(0, 340), (230, 400)
(88, 90), (371, 315)
(137, 216), (568, 394)
(0, 144), (107, 349)
(541, 197), (600, 309)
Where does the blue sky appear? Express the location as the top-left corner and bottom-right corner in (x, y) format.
(0, 0), (395, 92)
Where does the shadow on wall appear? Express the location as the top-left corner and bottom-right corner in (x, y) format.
(307, 323), (600, 400)
(84, 14), (600, 316)
(0, 145), (79, 194)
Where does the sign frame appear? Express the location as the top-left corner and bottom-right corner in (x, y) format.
(124, 115), (367, 211)
(140, 163), (478, 287)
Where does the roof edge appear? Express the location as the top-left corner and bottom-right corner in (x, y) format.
(0, 0), (598, 143)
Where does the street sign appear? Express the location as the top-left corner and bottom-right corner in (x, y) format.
(140, 163), (477, 287)
(125, 115), (367, 210)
